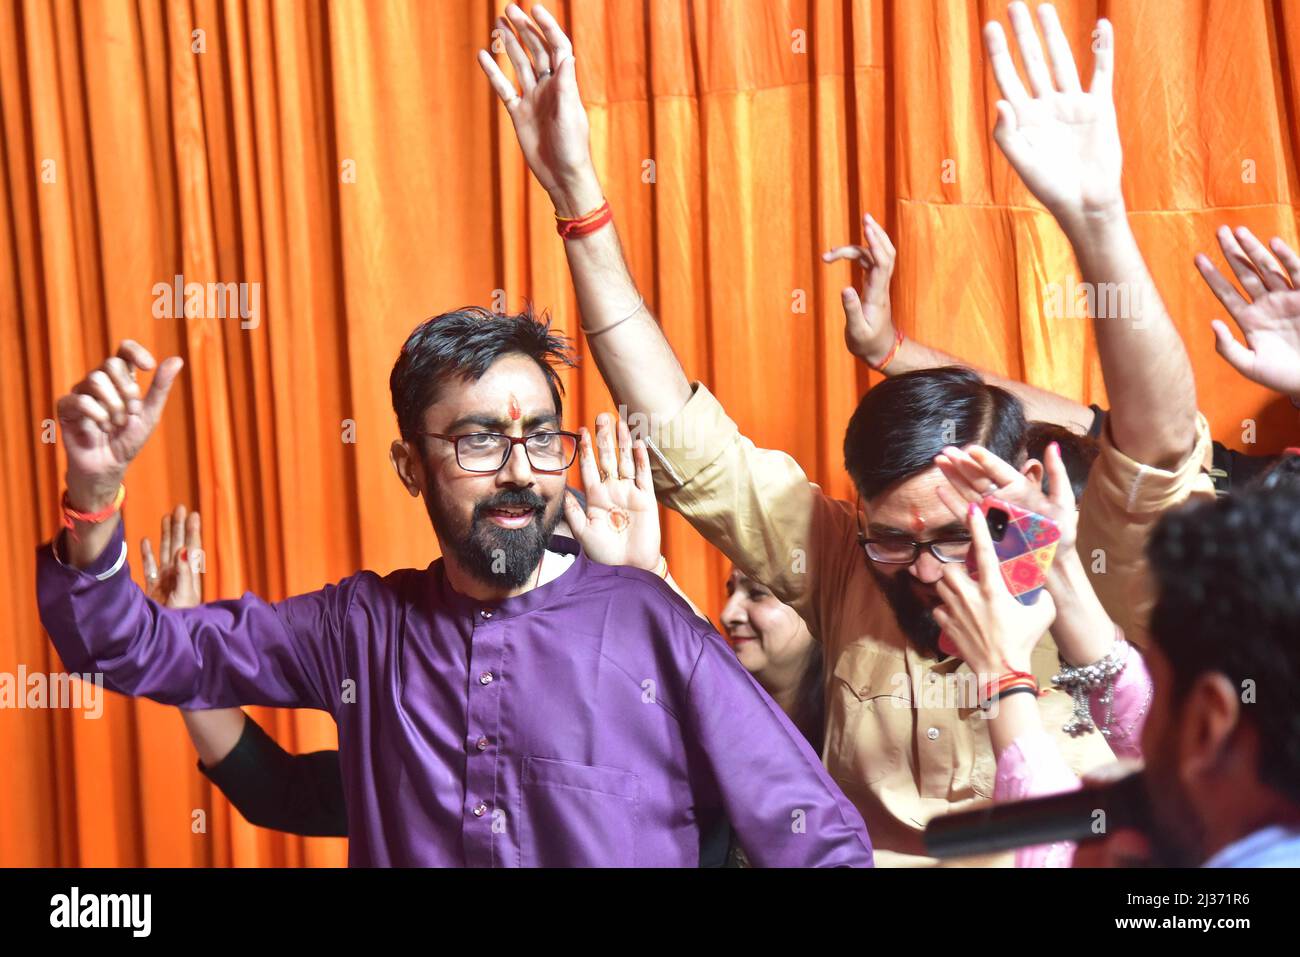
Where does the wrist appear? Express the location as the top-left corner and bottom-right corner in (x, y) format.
(548, 169), (604, 220)
(65, 472), (125, 513)
(869, 328), (904, 372)
(1058, 199), (1129, 246)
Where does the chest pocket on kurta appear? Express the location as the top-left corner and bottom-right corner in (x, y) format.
(518, 756), (641, 867)
(826, 642), (913, 789)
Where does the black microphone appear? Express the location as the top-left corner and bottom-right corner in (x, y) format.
(924, 767), (1150, 860)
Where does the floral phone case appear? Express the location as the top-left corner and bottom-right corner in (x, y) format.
(966, 496), (1061, 605)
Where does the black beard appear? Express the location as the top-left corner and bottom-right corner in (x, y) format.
(1140, 752), (1207, 866)
(868, 563), (943, 657)
(424, 485), (560, 590)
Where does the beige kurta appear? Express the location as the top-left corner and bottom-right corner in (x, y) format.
(646, 382), (1212, 866)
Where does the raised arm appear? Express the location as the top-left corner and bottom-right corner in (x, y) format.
(825, 212), (1095, 432)
(41, 344), (344, 711)
(983, 3), (1197, 469)
(477, 3), (690, 423)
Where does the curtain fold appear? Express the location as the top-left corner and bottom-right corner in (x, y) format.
(1, 0), (1294, 866)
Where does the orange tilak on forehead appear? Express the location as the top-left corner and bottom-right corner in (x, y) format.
(507, 393), (521, 421)
(910, 510), (927, 533)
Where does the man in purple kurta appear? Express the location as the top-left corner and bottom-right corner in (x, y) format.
(38, 307), (873, 867)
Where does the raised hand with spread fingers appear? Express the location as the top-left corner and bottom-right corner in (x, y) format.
(563, 413), (661, 572)
(982, 3), (1197, 470)
(141, 505), (204, 609)
(1195, 226), (1300, 400)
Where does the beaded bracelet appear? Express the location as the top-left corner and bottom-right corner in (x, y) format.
(1051, 633), (1130, 737)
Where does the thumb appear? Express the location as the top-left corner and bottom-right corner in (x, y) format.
(841, 286), (869, 331)
(142, 356), (184, 421)
(562, 489), (588, 539)
(1211, 319), (1256, 378)
(1044, 441), (1075, 512)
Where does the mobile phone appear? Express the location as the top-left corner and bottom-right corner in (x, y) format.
(937, 496), (1060, 658)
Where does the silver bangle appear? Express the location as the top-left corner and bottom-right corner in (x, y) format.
(1051, 633), (1129, 737)
(581, 296), (644, 338)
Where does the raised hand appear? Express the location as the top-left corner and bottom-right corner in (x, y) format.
(563, 413), (661, 571)
(983, 3), (1122, 230)
(141, 505), (204, 608)
(56, 340), (183, 509)
(1195, 226), (1300, 398)
(477, 3), (600, 215)
(932, 502), (1057, 677)
(822, 213), (898, 366)
(933, 441), (1078, 556)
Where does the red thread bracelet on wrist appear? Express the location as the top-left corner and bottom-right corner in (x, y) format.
(61, 485), (127, 537)
(556, 201), (612, 239)
(871, 329), (904, 372)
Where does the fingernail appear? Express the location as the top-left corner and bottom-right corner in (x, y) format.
(968, 502), (979, 516)
(1049, 441), (1060, 456)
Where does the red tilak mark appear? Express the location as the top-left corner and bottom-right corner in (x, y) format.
(609, 509), (630, 533)
(910, 511), (927, 532)
(508, 395), (521, 421)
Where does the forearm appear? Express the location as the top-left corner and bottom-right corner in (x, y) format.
(1065, 208), (1197, 468)
(198, 712), (348, 837)
(183, 708), (248, 768)
(993, 724), (1082, 868)
(551, 174), (692, 423)
(1044, 550), (1116, 666)
(1087, 642), (1151, 761)
(62, 472), (125, 568)
(38, 522), (331, 710)
(885, 339), (1093, 431)
(987, 691), (1043, 756)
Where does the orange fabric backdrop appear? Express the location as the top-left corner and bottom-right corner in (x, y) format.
(2, 0), (1296, 866)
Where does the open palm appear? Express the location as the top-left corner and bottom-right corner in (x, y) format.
(478, 4), (592, 199)
(1196, 225), (1300, 397)
(984, 4), (1123, 225)
(564, 413), (661, 570)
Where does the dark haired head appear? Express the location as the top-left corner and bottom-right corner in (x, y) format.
(390, 304), (575, 445)
(1024, 421), (1100, 500)
(1147, 485), (1300, 810)
(388, 305), (576, 590)
(843, 367), (1027, 502)
(1251, 449), (1300, 493)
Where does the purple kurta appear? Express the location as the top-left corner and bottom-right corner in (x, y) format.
(38, 522), (872, 867)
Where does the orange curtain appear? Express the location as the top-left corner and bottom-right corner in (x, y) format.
(1, 0), (1296, 867)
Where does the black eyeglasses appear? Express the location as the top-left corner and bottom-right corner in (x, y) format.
(423, 430), (580, 474)
(853, 494), (971, 565)
(857, 534), (972, 565)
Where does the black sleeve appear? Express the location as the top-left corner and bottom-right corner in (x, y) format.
(1087, 404), (1107, 440)
(198, 712), (348, 838)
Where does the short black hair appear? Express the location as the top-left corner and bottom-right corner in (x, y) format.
(843, 366), (1027, 500)
(1252, 450), (1300, 493)
(1147, 485), (1300, 805)
(390, 304), (576, 443)
(1025, 421), (1100, 500)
